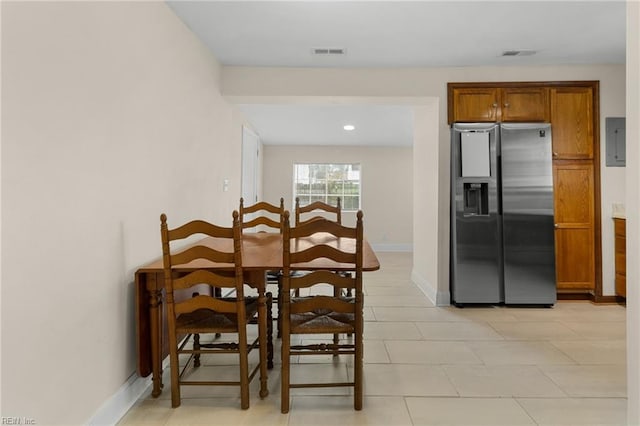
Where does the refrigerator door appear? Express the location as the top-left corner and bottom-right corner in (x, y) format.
(501, 123), (556, 305)
(451, 123), (502, 304)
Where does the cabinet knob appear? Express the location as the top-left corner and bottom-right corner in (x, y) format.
(491, 103), (498, 108)
(553, 152), (558, 157)
(503, 103), (510, 108)
(554, 224), (559, 229)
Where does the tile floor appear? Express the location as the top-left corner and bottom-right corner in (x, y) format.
(119, 252), (627, 425)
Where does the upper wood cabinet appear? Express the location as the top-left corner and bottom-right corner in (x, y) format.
(501, 87), (549, 122)
(450, 87), (500, 122)
(448, 85), (549, 123)
(550, 87), (594, 159)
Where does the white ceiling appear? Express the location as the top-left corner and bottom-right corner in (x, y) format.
(167, 1), (626, 146)
(237, 104), (414, 146)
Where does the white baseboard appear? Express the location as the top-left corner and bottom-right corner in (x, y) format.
(87, 372), (152, 425)
(411, 268), (450, 306)
(436, 289), (451, 306)
(370, 243), (412, 252)
(411, 268), (436, 305)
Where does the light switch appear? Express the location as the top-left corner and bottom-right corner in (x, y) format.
(223, 178), (229, 192)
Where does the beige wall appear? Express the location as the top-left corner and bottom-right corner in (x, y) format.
(627, 2), (640, 423)
(1, 2), (245, 423)
(263, 145), (413, 249)
(223, 64), (626, 303)
(0, 1), (634, 423)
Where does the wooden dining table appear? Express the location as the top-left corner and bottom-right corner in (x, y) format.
(135, 231), (380, 398)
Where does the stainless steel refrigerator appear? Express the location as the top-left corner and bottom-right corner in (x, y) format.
(450, 122), (556, 306)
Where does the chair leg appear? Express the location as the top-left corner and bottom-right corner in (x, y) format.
(333, 286), (341, 353)
(281, 331), (290, 414)
(238, 327), (250, 409)
(277, 278), (282, 338)
(354, 317), (363, 410)
(258, 290), (269, 399)
(169, 339), (181, 408)
(193, 333), (201, 367)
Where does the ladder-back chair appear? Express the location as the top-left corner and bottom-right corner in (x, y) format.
(239, 197), (285, 338)
(294, 197), (352, 299)
(294, 197), (341, 226)
(239, 197), (285, 232)
(160, 211), (272, 409)
(280, 210), (364, 413)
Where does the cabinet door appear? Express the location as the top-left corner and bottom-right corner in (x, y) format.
(501, 87), (549, 122)
(550, 87), (594, 159)
(451, 88), (500, 122)
(553, 162), (595, 290)
(614, 218), (626, 297)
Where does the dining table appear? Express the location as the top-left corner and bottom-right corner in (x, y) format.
(135, 231), (380, 398)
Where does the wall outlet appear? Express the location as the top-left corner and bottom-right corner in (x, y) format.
(612, 203), (625, 217)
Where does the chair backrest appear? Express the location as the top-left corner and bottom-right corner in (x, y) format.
(282, 209), (363, 297)
(239, 197), (285, 232)
(160, 211), (246, 323)
(294, 197), (342, 226)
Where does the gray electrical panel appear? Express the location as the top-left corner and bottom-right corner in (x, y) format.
(606, 117), (626, 167)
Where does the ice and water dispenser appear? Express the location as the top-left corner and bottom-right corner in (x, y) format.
(460, 131), (491, 216)
(463, 182), (488, 215)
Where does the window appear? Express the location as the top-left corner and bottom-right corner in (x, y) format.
(293, 163), (361, 211)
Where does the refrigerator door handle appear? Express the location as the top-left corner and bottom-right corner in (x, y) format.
(497, 158), (503, 215)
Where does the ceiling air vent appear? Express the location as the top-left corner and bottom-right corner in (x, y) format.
(312, 47), (346, 56)
(502, 50), (537, 57)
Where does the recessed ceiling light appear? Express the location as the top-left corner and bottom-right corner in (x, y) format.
(343, 124), (355, 131)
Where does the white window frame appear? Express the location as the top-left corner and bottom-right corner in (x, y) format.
(293, 163), (361, 211)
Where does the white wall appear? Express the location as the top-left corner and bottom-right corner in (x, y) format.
(627, 2), (640, 423)
(223, 64), (626, 302)
(262, 145), (413, 250)
(1, 2), (244, 424)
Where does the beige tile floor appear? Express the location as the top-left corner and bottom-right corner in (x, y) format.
(119, 252), (627, 425)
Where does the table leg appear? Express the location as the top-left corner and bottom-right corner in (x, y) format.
(149, 286), (163, 397)
(267, 292), (274, 369)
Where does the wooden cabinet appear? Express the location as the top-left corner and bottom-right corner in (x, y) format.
(549, 84), (598, 294)
(449, 86), (549, 123)
(550, 87), (594, 159)
(501, 87), (549, 122)
(450, 87), (500, 122)
(553, 162), (595, 290)
(614, 218), (626, 298)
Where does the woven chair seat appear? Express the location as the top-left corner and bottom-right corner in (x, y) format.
(289, 298), (355, 333)
(176, 298), (259, 333)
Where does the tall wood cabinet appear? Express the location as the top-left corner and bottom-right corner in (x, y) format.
(448, 81), (601, 297)
(553, 162), (595, 290)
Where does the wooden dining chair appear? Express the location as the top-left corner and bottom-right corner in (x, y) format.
(239, 197), (285, 338)
(280, 210), (364, 413)
(160, 211), (272, 409)
(294, 197), (353, 299)
(294, 197), (341, 226)
(239, 197), (285, 232)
